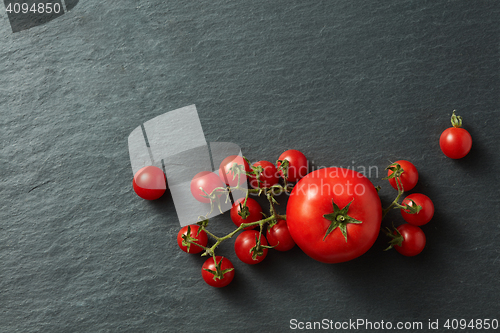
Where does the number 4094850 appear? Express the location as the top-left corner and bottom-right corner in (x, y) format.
(5, 2), (62, 14)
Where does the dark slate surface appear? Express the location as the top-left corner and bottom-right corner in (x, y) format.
(1, 1), (499, 332)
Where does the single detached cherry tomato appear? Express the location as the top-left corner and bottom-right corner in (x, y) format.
(219, 155), (250, 187)
(277, 149), (308, 183)
(230, 197), (262, 230)
(177, 224), (208, 254)
(190, 171), (225, 203)
(400, 193), (435, 226)
(249, 160), (279, 189)
(286, 167), (382, 264)
(387, 160), (418, 192)
(393, 224), (426, 256)
(439, 111), (472, 159)
(133, 166), (167, 200)
(266, 219), (295, 251)
(201, 256), (235, 288)
(234, 230), (268, 265)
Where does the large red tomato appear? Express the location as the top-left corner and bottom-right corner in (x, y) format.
(286, 167), (382, 264)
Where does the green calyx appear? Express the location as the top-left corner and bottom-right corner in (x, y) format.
(322, 199), (362, 242)
(384, 226), (403, 251)
(451, 110), (463, 128)
(203, 256), (234, 281)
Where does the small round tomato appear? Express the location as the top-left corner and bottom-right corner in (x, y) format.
(266, 219), (295, 251)
(387, 160), (418, 192)
(234, 230), (268, 265)
(190, 171), (225, 203)
(393, 224), (426, 256)
(249, 160), (279, 189)
(230, 197), (262, 230)
(400, 193), (434, 226)
(201, 256), (235, 288)
(287, 167), (382, 264)
(439, 111), (472, 159)
(133, 166), (166, 200)
(219, 155), (250, 187)
(177, 224), (208, 254)
(277, 149), (308, 183)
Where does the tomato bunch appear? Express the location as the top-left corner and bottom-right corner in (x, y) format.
(129, 110), (471, 287)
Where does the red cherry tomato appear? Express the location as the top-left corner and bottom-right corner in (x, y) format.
(439, 110), (472, 159)
(190, 171), (225, 203)
(177, 224), (208, 254)
(230, 197), (262, 230)
(387, 160), (418, 192)
(286, 167), (382, 264)
(234, 230), (268, 265)
(219, 155), (250, 187)
(249, 160), (279, 189)
(277, 149), (308, 183)
(393, 224), (426, 256)
(132, 166), (166, 200)
(400, 193), (434, 226)
(266, 219), (295, 251)
(201, 256), (235, 288)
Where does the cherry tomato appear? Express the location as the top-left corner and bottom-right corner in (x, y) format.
(201, 256), (235, 288)
(266, 219), (295, 251)
(177, 225), (208, 254)
(400, 193), (434, 226)
(439, 110), (472, 159)
(190, 171), (225, 203)
(286, 167), (382, 263)
(277, 149), (308, 183)
(219, 155), (250, 187)
(230, 197), (262, 230)
(132, 166), (166, 200)
(387, 160), (418, 192)
(249, 160), (279, 189)
(234, 230), (268, 265)
(393, 224), (426, 256)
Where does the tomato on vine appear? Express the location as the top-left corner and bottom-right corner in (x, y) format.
(440, 110), (472, 159)
(286, 167), (382, 263)
(234, 230), (270, 265)
(386, 160), (418, 192)
(177, 225), (208, 254)
(132, 165), (167, 200)
(266, 219), (295, 251)
(201, 256), (235, 288)
(400, 193), (434, 226)
(230, 197), (262, 230)
(219, 155), (250, 187)
(277, 149), (308, 183)
(386, 224), (426, 256)
(249, 161), (279, 189)
(190, 171), (225, 203)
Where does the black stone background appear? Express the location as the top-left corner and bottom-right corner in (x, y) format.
(1, 1), (499, 332)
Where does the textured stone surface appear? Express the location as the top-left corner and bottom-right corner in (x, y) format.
(1, 1), (499, 332)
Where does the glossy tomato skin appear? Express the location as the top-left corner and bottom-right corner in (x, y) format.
(266, 219), (295, 251)
(234, 230), (268, 265)
(387, 160), (418, 192)
(277, 149), (308, 183)
(177, 225), (208, 254)
(201, 256), (235, 288)
(230, 197), (262, 230)
(190, 171), (225, 203)
(219, 155), (250, 187)
(286, 168), (382, 264)
(401, 193), (434, 226)
(133, 166), (167, 200)
(249, 161), (279, 189)
(394, 224), (426, 256)
(439, 127), (472, 159)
